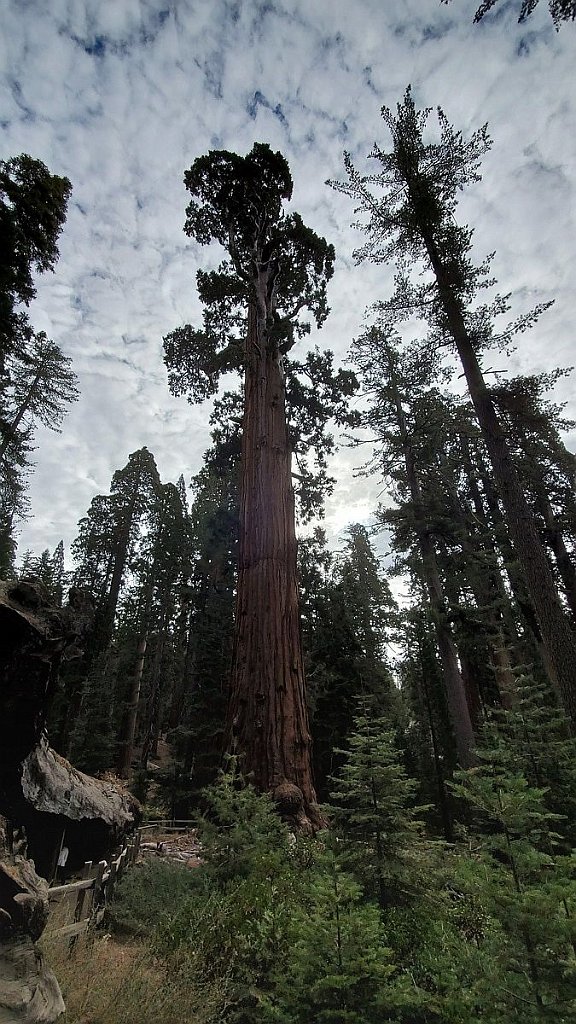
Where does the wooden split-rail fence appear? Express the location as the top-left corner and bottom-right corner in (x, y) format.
(44, 819), (195, 950)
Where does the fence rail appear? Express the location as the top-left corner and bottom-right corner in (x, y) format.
(45, 829), (142, 946)
(45, 819), (198, 949)
(139, 818), (195, 831)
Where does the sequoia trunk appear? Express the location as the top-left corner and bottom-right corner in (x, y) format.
(225, 298), (321, 828)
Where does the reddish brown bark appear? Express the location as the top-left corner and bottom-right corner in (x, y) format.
(225, 294), (322, 829)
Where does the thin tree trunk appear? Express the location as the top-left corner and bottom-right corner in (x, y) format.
(419, 654), (454, 842)
(0, 365), (43, 460)
(481, 462), (561, 692)
(423, 235), (576, 727)
(462, 436), (523, 649)
(225, 293), (321, 828)
(534, 484), (576, 621)
(443, 464), (519, 709)
(117, 634), (148, 778)
(474, 449), (543, 643)
(140, 631), (165, 768)
(168, 602), (196, 730)
(389, 368), (477, 767)
(99, 491), (138, 651)
(117, 576), (155, 779)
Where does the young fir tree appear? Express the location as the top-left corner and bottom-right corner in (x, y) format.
(329, 708), (426, 909)
(487, 671), (576, 848)
(164, 143), (356, 827)
(303, 524), (399, 798)
(261, 850), (396, 1024)
(451, 730), (576, 1018)
(331, 89), (576, 730)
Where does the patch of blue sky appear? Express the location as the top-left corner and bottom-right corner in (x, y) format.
(69, 5), (171, 57)
(362, 67), (378, 96)
(516, 30), (540, 55)
(195, 51), (225, 100)
(8, 78), (36, 122)
(247, 91), (288, 128)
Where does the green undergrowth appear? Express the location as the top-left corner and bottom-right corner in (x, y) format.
(110, 857), (201, 935)
(51, 722), (576, 1024)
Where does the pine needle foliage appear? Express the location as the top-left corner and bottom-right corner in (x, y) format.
(450, 730), (576, 1017)
(329, 710), (428, 907)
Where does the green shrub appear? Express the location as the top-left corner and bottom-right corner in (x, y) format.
(112, 858), (202, 935)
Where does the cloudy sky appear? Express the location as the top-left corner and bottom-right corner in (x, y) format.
(1, 0), (575, 563)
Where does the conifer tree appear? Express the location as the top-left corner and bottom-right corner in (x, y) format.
(0, 157), (74, 563)
(351, 327), (477, 767)
(0, 442), (29, 576)
(263, 851), (395, 1024)
(329, 708), (425, 908)
(57, 448), (162, 761)
(491, 371), (576, 621)
(399, 607), (456, 840)
(451, 732), (576, 1015)
(303, 524), (398, 796)
(117, 479), (193, 778)
(18, 539), (67, 605)
(164, 143), (356, 826)
(0, 331), (78, 461)
(0, 154), (71, 375)
(332, 89), (576, 729)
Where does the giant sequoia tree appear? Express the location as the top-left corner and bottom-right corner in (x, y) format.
(164, 143), (345, 826)
(331, 89), (576, 729)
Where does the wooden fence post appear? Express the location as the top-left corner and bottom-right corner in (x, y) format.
(87, 860), (107, 946)
(68, 861), (92, 956)
(106, 856), (119, 908)
(45, 834), (144, 945)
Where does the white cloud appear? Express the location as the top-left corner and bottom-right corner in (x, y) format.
(1, 0), (573, 562)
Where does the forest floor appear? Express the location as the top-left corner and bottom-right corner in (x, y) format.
(41, 742), (207, 1022)
(44, 931), (196, 1024)
(140, 827), (202, 867)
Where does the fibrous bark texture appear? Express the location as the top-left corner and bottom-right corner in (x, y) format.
(226, 301), (322, 830)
